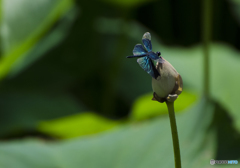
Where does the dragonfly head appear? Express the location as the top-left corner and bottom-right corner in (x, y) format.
(156, 51), (161, 57)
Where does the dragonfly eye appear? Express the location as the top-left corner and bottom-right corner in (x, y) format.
(156, 51), (161, 56)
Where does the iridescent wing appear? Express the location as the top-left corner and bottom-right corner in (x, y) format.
(137, 57), (160, 79)
(148, 52), (160, 60)
(133, 44), (147, 56)
(142, 32), (152, 52)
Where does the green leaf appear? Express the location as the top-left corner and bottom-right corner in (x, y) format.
(0, 99), (218, 168)
(8, 6), (78, 78)
(130, 90), (198, 121)
(38, 112), (122, 139)
(210, 44), (240, 132)
(0, 0), (75, 79)
(0, 92), (84, 137)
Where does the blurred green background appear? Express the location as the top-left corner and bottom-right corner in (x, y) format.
(0, 0), (240, 167)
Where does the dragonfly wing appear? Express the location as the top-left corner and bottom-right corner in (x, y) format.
(148, 52), (159, 60)
(133, 44), (147, 56)
(142, 32), (152, 52)
(137, 57), (160, 79)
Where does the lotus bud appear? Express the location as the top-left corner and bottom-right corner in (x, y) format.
(152, 58), (183, 103)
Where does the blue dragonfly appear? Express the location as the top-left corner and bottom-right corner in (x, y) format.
(127, 32), (164, 79)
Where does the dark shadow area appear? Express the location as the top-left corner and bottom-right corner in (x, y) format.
(213, 102), (240, 160)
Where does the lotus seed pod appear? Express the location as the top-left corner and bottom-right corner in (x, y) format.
(152, 58), (183, 102)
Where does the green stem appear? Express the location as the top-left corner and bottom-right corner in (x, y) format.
(166, 101), (181, 168)
(202, 0), (212, 98)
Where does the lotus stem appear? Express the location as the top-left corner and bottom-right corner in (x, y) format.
(166, 101), (181, 168)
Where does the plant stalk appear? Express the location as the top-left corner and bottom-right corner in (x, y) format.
(166, 101), (181, 168)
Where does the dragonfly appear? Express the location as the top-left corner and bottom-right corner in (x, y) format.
(126, 32), (164, 79)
